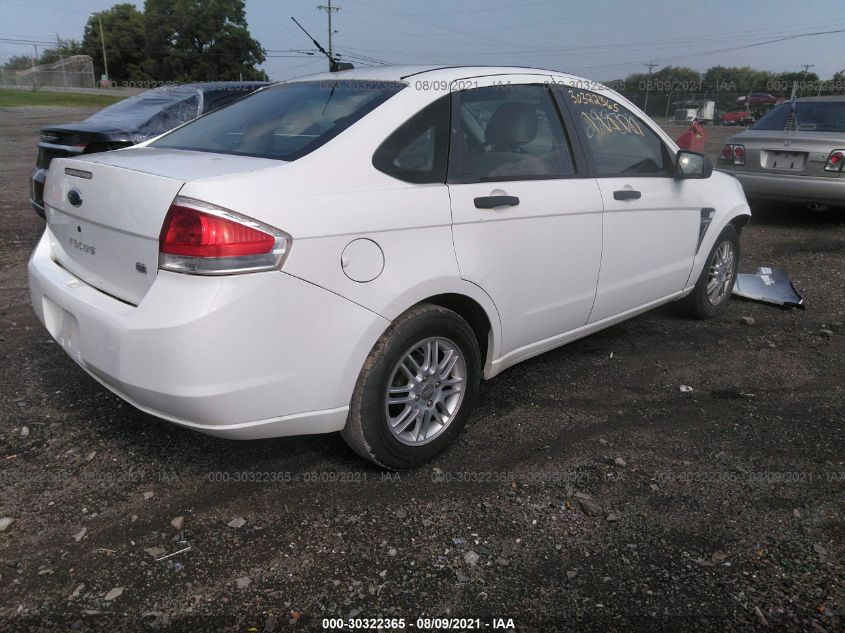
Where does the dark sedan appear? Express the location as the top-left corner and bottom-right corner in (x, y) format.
(29, 81), (269, 216)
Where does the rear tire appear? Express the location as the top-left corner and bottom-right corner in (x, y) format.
(681, 224), (740, 319)
(341, 303), (481, 470)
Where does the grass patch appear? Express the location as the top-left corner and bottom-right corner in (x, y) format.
(0, 89), (125, 108)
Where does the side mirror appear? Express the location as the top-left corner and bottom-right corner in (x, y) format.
(675, 150), (713, 179)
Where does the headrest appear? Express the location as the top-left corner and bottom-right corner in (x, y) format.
(485, 101), (538, 146)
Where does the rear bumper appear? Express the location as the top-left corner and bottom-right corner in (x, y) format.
(28, 231), (389, 439)
(30, 167), (46, 217)
(726, 169), (844, 206)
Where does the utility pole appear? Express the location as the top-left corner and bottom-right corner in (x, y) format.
(56, 33), (67, 88)
(799, 64), (814, 98)
(317, 0), (341, 68)
(664, 86), (672, 123)
(31, 44), (38, 90)
(643, 61), (657, 113)
(98, 13), (109, 84)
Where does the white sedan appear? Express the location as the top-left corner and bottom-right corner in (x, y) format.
(29, 66), (750, 469)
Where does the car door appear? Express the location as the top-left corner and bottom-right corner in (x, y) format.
(447, 77), (604, 357)
(560, 86), (704, 323)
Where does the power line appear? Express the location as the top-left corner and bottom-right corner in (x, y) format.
(351, 0), (556, 17)
(567, 27), (845, 73)
(353, 0), (656, 40)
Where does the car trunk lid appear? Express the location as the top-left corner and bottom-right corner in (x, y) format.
(733, 131), (845, 177)
(43, 148), (282, 305)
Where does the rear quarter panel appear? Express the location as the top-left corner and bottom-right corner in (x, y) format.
(178, 85), (504, 363)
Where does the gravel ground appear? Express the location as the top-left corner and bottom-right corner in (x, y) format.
(0, 107), (843, 633)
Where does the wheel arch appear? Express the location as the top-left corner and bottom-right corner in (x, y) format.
(729, 212), (751, 234)
(377, 280), (502, 379)
(424, 293), (494, 373)
(684, 207), (749, 294)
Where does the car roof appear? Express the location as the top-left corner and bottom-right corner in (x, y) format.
(185, 81), (271, 91)
(286, 64), (589, 85)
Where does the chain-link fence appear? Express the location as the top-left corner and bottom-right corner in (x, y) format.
(621, 92), (758, 127)
(616, 82), (845, 127)
(1, 55), (95, 89)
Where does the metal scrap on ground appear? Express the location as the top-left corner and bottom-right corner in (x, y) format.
(732, 267), (805, 309)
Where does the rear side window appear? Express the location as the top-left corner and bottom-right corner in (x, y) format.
(373, 95), (450, 183)
(452, 84), (576, 182)
(202, 89), (253, 113)
(152, 81), (404, 161)
(86, 88), (201, 136)
(565, 88), (670, 177)
(752, 101), (845, 133)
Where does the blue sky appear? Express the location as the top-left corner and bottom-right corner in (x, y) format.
(1, 0), (843, 81)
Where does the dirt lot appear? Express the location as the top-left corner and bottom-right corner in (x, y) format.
(0, 107), (843, 633)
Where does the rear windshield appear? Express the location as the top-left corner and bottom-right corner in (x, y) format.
(152, 80), (405, 161)
(752, 101), (845, 133)
(87, 87), (201, 134)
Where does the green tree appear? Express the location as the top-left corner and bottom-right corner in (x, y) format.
(609, 66), (702, 115)
(621, 66), (702, 92)
(37, 40), (84, 66)
(82, 3), (148, 82)
(143, 0), (267, 82)
(773, 70), (820, 97)
(2, 55), (34, 72)
(701, 66), (774, 110)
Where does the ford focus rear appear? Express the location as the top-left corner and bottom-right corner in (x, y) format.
(30, 66), (751, 469)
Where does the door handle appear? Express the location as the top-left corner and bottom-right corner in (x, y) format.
(474, 195), (520, 209)
(613, 189), (641, 201)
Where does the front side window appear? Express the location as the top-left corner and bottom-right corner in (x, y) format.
(373, 95), (450, 184)
(452, 83), (576, 181)
(565, 88), (670, 176)
(152, 80), (404, 161)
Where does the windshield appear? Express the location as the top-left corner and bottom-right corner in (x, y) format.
(151, 80), (405, 161)
(86, 87), (201, 135)
(752, 101), (845, 133)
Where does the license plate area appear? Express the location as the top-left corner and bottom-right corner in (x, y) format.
(42, 295), (82, 362)
(761, 150), (806, 170)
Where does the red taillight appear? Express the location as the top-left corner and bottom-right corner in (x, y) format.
(826, 150), (844, 172)
(720, 144), (744, 165)
(159, 197), (291, 275)
(161, 204), (275, 258)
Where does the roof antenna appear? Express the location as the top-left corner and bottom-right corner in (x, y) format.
(291, 16), (353, 73)
(784, 81), (799, 132)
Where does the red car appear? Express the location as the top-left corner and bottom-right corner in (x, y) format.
(722, 110), (753, 126)
(743, 92), (785, 107)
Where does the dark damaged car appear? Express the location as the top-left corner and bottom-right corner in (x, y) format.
(29, 81), (269, 216)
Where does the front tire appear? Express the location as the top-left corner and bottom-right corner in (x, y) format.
(341, 303), (481, 470)
(682, 224), (740, 319)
